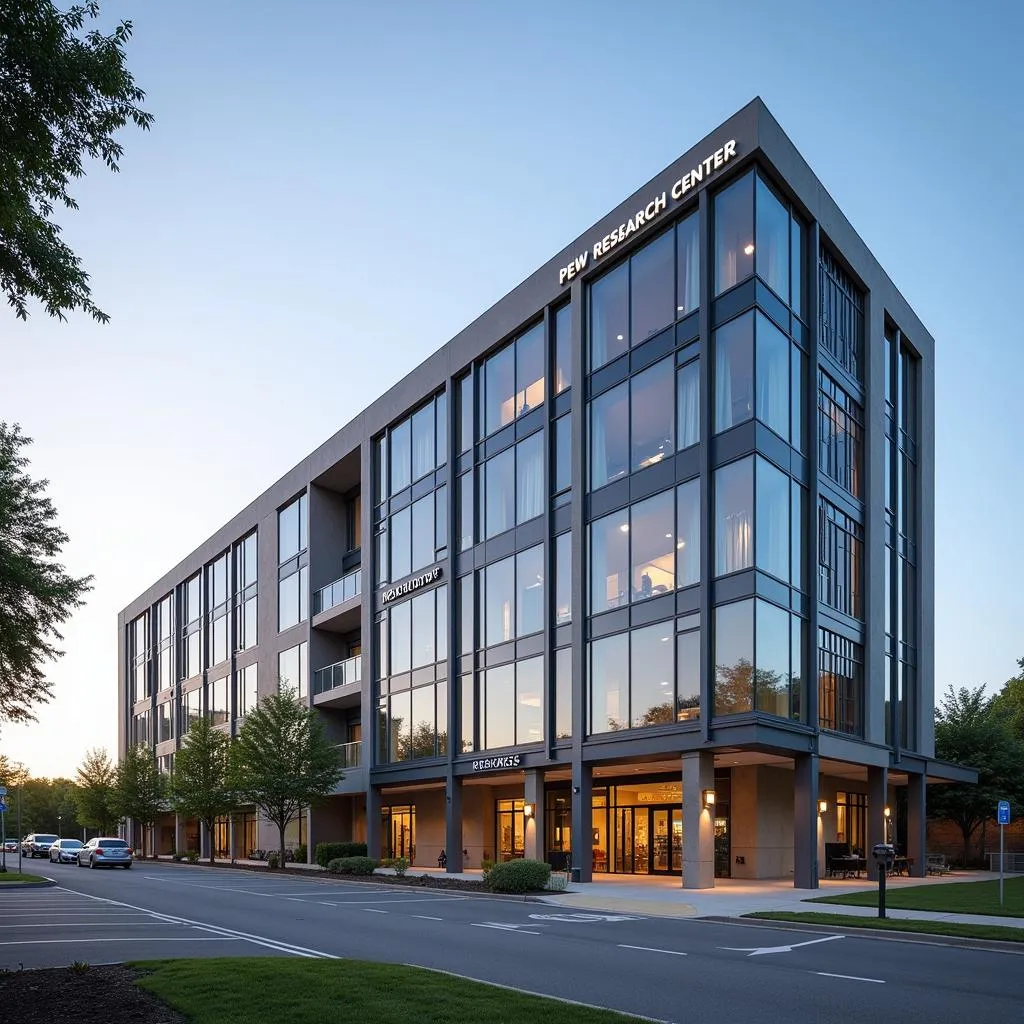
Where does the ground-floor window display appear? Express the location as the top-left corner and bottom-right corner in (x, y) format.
(496, 798), (525, 861)
(589, 781), (684, 875)
(383, 804), (416, 860)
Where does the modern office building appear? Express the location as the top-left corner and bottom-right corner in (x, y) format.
(117, 98), (973, 888)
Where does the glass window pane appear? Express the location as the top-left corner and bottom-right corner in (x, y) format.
(516, 656), (543, 745)
(630, 489), (674, 601)
(278, 571), (298, 631)
(677, 630), (700, 720)
(555, 532), (571, 625)
(791, 481), (804, 590)
(714, 599), (753, 715)
(390, 419), (411, 494)
(554, 303), (572, 394)
(631, 357), (674, 472)
(485, 664), (515, 749)
(298, 565), (308, 623)
(677, 360), (700, 450)
(677, 477), (700, 587)
(485, 556), (515, 647)
(377, 617), (388, 679)
(589, 262), (628, 370)
(376, 436), (388, 504)
(714, 311), (754, 433)
(756, 456), (790, 582)
(676, 212), (700, 317)
(791, 216), (804, 317)
(458, 574), (474, 656)
(590, 508), (629, 614)
(516, 544), (544, 638)
(756, 312), (790, 439)
(411, 494), (434, 572)
(436, 679), (448, 754)
(715, 457), (753, 576)
(714, 171), (754, 295)
(791, 345), (805, 452)
(375, 529), (388, 586)
(390, 599), (411, 675)
(630, 231), (674, 344)
(389, 690), (411, 761)
(436, 584), (448, 664)
(458, 374), (473, 453)
(554, 414), (571, 493)
(436, 392), (447, 467)
(485, 448), (515, 539)
(411, 591), (435, 669)
(278, 500), (299, 562)
(755, 175), (790, 301)
(411, 404), (435, 482)
(516, 432), (544, 524)
(435, 484), (447, 554)
(590, 382), (628, 489)
(391, 506), (411, 581)
(457, 472), (473, 551)
(515, 323), (545, 416)
(755, 600), (790, 718)
(485, 344), (515, 435)
(411, 684), (436, 758)
(791, 615), (804, 722)
(630, 621), (674, 727)
(590, 633), (628, 734)
(555, 647), (572, 739)
(460, 673), (474, 752)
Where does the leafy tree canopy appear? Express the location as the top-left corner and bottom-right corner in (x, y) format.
(74, 746), (116, 834)
(113, 743), (166, 856)
(0, 422), (92, 723)
(1, 0), (152, 322)
(172, 717), (234, 864)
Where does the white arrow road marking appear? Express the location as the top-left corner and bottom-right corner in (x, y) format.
(529, 912), (646, 922)
(721, 933), (844, 956)
(815, 972), (885, 984)
(470, 922), (541, 935)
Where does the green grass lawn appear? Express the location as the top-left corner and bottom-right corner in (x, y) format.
(807, 876), (1024, 918)
(745, 911), (1024, 943)
(0, 871), (47, 884)
(133, 958), (648, 1024)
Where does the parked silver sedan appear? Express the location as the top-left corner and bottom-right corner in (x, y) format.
(77, 837), (134, 869)
(49, 838), (84, 864)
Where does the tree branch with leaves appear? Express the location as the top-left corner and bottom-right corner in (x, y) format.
(172, 717), (234, 865)
(112, 743), (166, 858)
(74, 747), (116, 835)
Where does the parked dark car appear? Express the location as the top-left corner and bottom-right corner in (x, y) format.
(77, 837), (134, 869)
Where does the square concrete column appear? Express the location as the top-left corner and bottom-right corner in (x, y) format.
(524, 769), (544, 863)
(445, 774), (464, 872)
(571, 761), (592, 882)
(907, 773), (927, 877)
(365, 785), (381, 861)
(793, 753), (820, 889)
(229, 816), (236, 863)
(867, 766), (889, 862)
(682, 751), (715, 889)
(174, 814), (185, 855)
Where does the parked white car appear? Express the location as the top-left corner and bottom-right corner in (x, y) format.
(49, 838), (84, 864)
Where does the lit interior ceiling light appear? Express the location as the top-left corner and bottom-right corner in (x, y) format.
(743, 243), (755, 256)
(616, 334), (624, 341)
(619, 523), (629, 533)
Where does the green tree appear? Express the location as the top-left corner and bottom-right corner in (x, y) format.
(1, 1), (153, 322)
(992, 658), (1024, 742)
(929, 685), (1024, 866)
(229, 690), (343, 870)
(0, 754), (28, 788)
(20, 776), (83, 837)
(0, 423), (93, 723)
(74, 747), (116, 835)
(172, 717), (234, 865)
(112, 743), (166, 858)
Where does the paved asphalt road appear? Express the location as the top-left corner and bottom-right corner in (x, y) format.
(1, 862), (1020, 1023)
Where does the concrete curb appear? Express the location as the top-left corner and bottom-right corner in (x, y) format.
(0, 877), (56, 889)
(699, 914), (1024, 955)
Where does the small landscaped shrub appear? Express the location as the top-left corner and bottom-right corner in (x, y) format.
(295, 844), (307, 863)
(185, 850), (199, 864)
(480, 858), (495, 880)
(315, 841), (368, 867)
(267, 850), (280, 869)
(392, 856), (410, 877)
(326, 856), (378, 876)
(486, 858), (551, 894)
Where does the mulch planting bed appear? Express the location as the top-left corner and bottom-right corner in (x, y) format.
(325, 872), (489, 891)
(0, 964), (184, 1023)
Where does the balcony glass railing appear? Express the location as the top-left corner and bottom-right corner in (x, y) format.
(336, 740), (362, 770)
(313, 567), (362, 615)
(312, 654), (362, 696)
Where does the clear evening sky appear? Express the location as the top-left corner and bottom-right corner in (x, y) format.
(2, 0), (1021, 778)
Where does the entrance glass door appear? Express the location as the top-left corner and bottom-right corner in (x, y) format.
(496, 799), (525, 861)
(382, 805), (416, 861)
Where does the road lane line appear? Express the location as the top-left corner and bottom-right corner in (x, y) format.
(618, 944), (689, 957)
(363, 909), (388, 914)
(470, 923), (540, 935)
(0, 923), (187, 929)
(318, 896), (467, 905)
(815, 972), (885, 984)
(413, 915), (443, 921)
(0, 938), (239, 946)
(51, 886), (339, 959)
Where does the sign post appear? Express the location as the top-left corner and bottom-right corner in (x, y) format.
(0, 785), (7, 873)
(997, 800), (1011, 906)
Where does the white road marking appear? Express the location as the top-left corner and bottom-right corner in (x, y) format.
(51, 886), (339, 959)
(0, 913), (151, 918)
(618, 944), (688, 957)
(721, 934), (845, 956)
(0, 937), (238, 946)
(0, 922), (186, 929)
(530, 912), (645, 922)
(364, 909), (388, 914)
(815, 972), (885, 984)
(318, 896), (466, 906)
(412, 915), (443, 921)
(470, 922), (541, 935)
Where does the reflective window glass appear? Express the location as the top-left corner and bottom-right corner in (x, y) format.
(756, 457), (790, 582)
(677, 630), (700, 720)
(411, 403), (435, 482)
(590, 381), (628, 488)
(630, 231), (674, 344)
(756, 600), (790, 717)
(676, 477), (700, 587)
(590, 633), (628, 733)
(756, 175), (790, 302)
(756, 312), (790, 440)
(485, 664), (515, 749)
(458, 374), (473, 453)
(516, 544), (544, 638)
(714, 311), (754, 433)
(677, 360), (699, 450)
(411, 494), (434, 572)
(390, 599), (411, 675)
(554, 647), (572, 739)
(630, 489), (674, 601)
(555, 532), (571, 625)
(589, 262), (628, 370)
(485, 448), (515, 539)
(516, 656), (544, 745)
(553, 414), (571, 493)
(553, 303), (572, 394)
(631, 357), (674, 472)
(411, 591), (435, 668)
(515, 323), (545, 416)
(485, 556), (514, 647)
(714, 599), (753, 715)
(391, 506), (411, 581)
(676, 212), (700, 316)
(390, 419), (411, 494)
(516, 432), (544, 524)
(485, 344), (515, 435)
(715, 457), (753, 576)
(630, 621), (675, 727)
(714, 171), (754, 295)
(590, 508), (629, 613)
(411, 684), (436, 758)
(458, 472), (474, 551)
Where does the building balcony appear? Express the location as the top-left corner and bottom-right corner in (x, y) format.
(336, 740), (362, 770)
(312, 567), (361, 633)
(313, 655), (362, 697)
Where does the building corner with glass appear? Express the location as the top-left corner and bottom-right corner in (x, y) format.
(117, 98), (975, 888)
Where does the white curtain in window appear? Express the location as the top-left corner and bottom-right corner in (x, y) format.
(757, 343), (789, 435)
(677, 363), (700, 449)
(715, 342), (733, 430)
(717, 510), (751, 574)
(516, 438), (544, 523)
(679, 222), (700, 314)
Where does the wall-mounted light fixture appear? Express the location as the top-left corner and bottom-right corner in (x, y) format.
(702, 788), (716, 808)
(523, 802), (535, 819)
(818, 800), (828, 815)
(883, 805), (891, 819)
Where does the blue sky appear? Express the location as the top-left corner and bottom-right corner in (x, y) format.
(2, 0), (1022, 776)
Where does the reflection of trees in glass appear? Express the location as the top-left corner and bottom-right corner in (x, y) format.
(676, 695), (701, 721)
(754, 666), (787, 716)
(390, 714), (408, 761)
(715, 658), (753, 715)
(411, 720), (436, 759)
(634, 702), (674, 727)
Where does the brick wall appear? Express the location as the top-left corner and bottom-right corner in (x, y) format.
(926, 816), (1024, 865)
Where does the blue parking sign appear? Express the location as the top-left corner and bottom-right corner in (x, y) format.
(998, 800), (1011, 825)
(0, 799), (6, 813)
